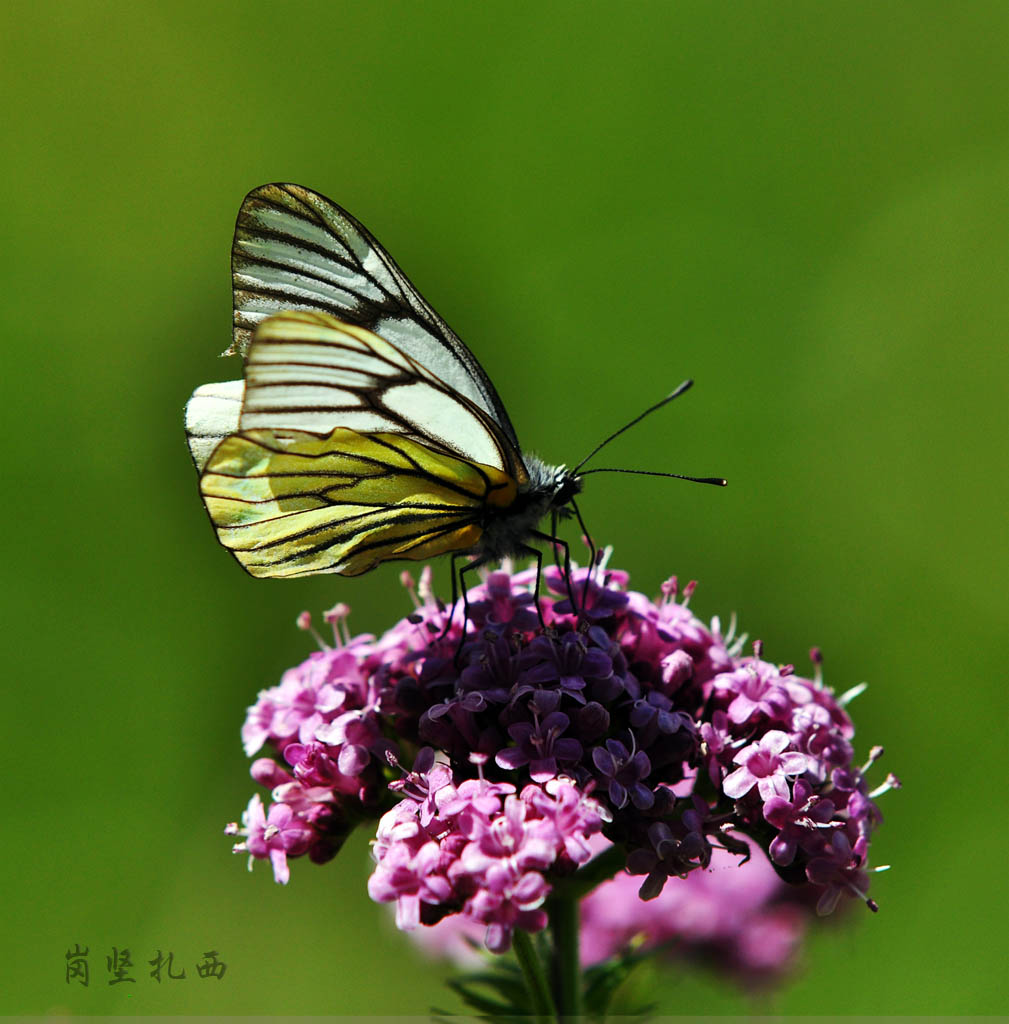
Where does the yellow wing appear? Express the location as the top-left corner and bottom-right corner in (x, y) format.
(200, 427), (517, 577)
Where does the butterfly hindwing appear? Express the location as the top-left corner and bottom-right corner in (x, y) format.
(185, 379), (244, 473)
(199, 427), (517, 577)
(230, 183), (521, 451)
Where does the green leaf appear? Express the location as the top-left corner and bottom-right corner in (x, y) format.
(437, 951), (538, 1023)
(582, 945), (657, 1021)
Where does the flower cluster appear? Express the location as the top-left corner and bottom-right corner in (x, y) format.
(227, 555), (896, 956)
(368, 757), (605, 952)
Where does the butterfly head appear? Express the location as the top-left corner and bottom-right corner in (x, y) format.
(525, 456), (583, 514)
(475, 456), (582, 561)
(547, 463), (582, 519)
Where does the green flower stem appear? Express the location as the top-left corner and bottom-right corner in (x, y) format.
(513, 851), (624, 1020)
(513, 928), (555, 1023)
(548, 894), (582, 1020)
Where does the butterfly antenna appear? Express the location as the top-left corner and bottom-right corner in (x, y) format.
(573, 379), (695, 473)
(579, 467), (727, 487)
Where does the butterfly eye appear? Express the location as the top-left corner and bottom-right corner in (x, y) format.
(553, 475), (582, 508)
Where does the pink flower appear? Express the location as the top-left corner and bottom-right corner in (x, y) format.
(714, 659), (805, 726)
(723, 730), (811, 803)
(367, 838), (445, 930)
(228, 795), (315, 884)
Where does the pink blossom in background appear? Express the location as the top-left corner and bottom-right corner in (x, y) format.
(579, 843), (807, 978)
(404, 839), (808, 984)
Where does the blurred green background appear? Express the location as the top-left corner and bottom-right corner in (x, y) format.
(3, 0), (1006, 1015)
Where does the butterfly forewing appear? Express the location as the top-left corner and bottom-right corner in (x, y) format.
(240, 312), (526, 480)
(231, 183), (521, 452)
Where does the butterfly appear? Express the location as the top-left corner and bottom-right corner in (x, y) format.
(185, 183), (722, 590)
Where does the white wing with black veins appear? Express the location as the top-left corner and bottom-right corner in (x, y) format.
(230, 183), (522, 455)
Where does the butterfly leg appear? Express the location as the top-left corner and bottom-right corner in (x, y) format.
(516, 544), (547, 630)
(454, 554), (492, 662)
(547, 510), (579, 609)
(568, 497), (598, 611)
(438, 551), (466, 640)
(530, 528), (578, 615)
(549, 510), (564, 575)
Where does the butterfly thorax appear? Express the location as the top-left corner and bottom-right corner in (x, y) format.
(476, 455), (582, 560)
